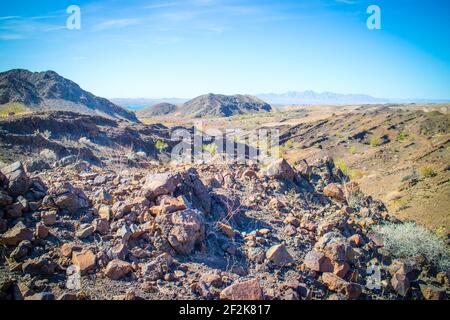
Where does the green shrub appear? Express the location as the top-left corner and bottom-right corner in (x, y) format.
(348, 145), (357, 155)
(155, 140), (168, 152)
(334, 159), (349, 176)
(375, 222), (450, 271)
(202, 143), (217, 156)
(369, 136), (381, 147)
(397, 131), (409, 142)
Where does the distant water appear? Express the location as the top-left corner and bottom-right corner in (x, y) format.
(126, 105), (146, 111)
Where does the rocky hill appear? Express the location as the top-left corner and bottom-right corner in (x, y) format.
(136, 103), (177, 118)
(0, 69), (137, 122)
(179, 94), (272, 118)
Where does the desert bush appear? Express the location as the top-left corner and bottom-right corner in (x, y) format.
(375, 222), (450, 271)
(397, 131), (409, 142)
(202, 143), (218, 156)
(348, 145), (357, 155)
(155, 140), (168, 152)
(334, 159), (349, 176)
(369, 136), (381, 147)
(419, 165), (436, 178)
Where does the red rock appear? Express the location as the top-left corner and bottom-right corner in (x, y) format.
(303, 250), (333, 272)
(420, 285), (445, 300)
(217, 222), (236, 238)
(0, 222), (33, 246)
(333, 261), (350, 278)
(105, 259), (133, 280)
(266, 244), (294, 267)
(321, 273), (362, 299)
(220, 279), (263, 300)
(323, 183), (346, 202)
(348, 234), (363, 247)
(72, 250), (96, 274)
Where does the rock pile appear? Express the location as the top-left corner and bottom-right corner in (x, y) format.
(0, 157), (448, 300)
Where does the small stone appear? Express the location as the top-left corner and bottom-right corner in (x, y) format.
(93, 218), (109, 235)
(391, 272), (410, 297)
(348, 234), (363, 247)
(217, 222), (236, 238)
(266, 244), (294, 267)
(76, 224), (94, 239)
(200, 272), (223, 288)
(41, 211), (57, 226)
(98, 205), (112, 221)
(333, 261), (350, 278)
(60, 243), (74, 257)
(35, 222), (49, 239)
(220, 279), (263, 300)
(419, 284), (445, 300)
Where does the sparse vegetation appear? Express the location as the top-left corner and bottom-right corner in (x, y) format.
(348, 145), (357, 155)
(397, 130), (409, 142)
(369, 136), (381, 147)
(202, 143), (218, 156)
(34, 129), (52, 140)
(155, 140), (169, 152)
(0, 102), (30, 117)
(375, 222), (450, 271)
(419, 165), (436, 178)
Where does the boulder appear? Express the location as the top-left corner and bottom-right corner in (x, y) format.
(105, 259), (133, 280)
(321, 272), (362, 299)
(1, 162), (31, 196)
(220, 279), (263, 300)
(303, 250), (333, 272)
(0, 221), (33, 246)
(323, 183), (346, 202)
(156, 209), (205, 255)
(142, 172), (181, 200)
(265, 159), (295, 180)
(72, 250), (96, 274)
(48, 182), (90, 214)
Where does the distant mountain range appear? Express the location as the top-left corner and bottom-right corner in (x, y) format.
(256, 91), (388, 105)
(0, 69), (137, 122)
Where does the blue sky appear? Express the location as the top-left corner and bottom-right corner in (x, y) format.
(0, 0), (449, 99)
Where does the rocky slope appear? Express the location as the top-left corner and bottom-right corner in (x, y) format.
(179, 94), (272, 118)
(0, 111), (171, 167)
(0, 69), (137, 122)
(136, 103), (177, 118)
(0, 152), (448, 300)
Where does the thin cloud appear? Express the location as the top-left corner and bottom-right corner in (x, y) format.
(92, 18), (142, 31)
